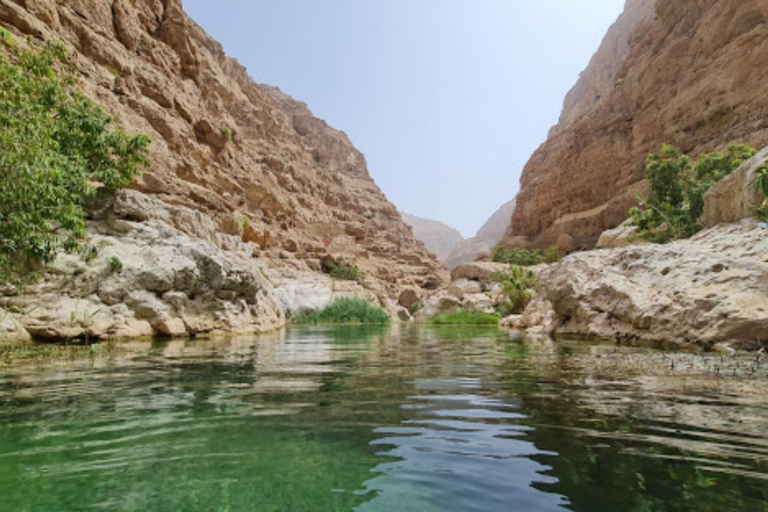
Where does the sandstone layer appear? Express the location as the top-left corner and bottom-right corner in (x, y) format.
(0, 0), (448, 339)
(504, 0), (768, 251)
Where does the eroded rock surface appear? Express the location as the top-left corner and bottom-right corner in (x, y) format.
(0, 0), (446, 313)
(1, 190), (284, 342)
(504, 0), (768, 251)
(527, 220), (768, 347)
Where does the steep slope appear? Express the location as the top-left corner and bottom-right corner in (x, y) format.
(400, 212), (464, 264)
(0, 0), (446, 298)
(503, 0), (768, 251)
(445, 199), (517, 269)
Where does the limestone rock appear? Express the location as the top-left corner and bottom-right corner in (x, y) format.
(503, 0), (768, 250)
(534, 220), (768, 346)
(703, 146), (768, 227)
(451, 262), (512, 283)
(0, 0), (447, 313)
(596, 220), (643, 249)
(397, 288), (421, 310)
(2, 191), (285, 341)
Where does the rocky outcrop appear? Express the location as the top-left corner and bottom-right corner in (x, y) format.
(400, 212), (465, 264)
(703, 146), (768, 227)
(0, 0), (448, 340)
(1, 190), (284, 342)
(416, 261), (544, 320)
(521, 220), (768, 348)
(503, 0), (768, 251)
(445, 199), (517, 269)
(0, 0), (446, 307)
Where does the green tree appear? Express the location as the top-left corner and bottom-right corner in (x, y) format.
(0, 38), (150, 283)
(630, 144), (755, 243)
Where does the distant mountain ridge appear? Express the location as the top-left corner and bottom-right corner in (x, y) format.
(402, 198), (516, 269)
(400, 212), (465, 263)
(445, 199), (517, 269)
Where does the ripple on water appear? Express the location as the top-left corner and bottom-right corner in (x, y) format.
(0, 328), (766, 512)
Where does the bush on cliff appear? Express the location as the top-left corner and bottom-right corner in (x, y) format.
(321, 257), (365, 283)
(0, 36), (150, 284)
(293, 298), (390, 325)
(630, 144), (755, 243)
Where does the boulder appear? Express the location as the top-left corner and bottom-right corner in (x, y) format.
(596, 221), (643, 249)
(703, 146), (768, 227)
(450, 262), (510, 283)
(534, 220), (768, 347)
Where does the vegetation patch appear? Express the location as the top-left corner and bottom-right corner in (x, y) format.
(0, 340), (117, 368)
(492, 265), (539, 316)
(493, 246), (561, 266)
(630, 144), (756, 243)
(429, 311), (500, 325)
(0, 37), (150, 285)
(321, 257), (365, 283)
(292, 298), (390, 325)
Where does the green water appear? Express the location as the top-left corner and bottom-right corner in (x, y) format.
(1, 327), (767, 511)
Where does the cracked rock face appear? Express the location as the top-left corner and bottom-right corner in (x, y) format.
(1, 190), (285, 342)
(535, 220), (768, 347)
(504, 0), (768, 251)
(0, 0), (447, 312)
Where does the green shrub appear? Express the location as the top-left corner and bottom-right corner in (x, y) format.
(293, 298), (390, 325)
(542, 246), (562, 264)
(630, 144), (755, 243)
(108, 256), (123, 273)
(429, 311), (500, 325)
(0, 39), (150, 283)
(493, 247), (543, 266)
(492, 265), (538, 316)
(321, 257), (365, 283)
(493, 246), (561, 266)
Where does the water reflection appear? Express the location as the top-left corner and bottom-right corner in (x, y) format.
(0, 327), (766, 511)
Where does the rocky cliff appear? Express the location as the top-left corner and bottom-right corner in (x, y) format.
(445, 199), (517, 269)
(400, 212), (464, 264)
(503, 0), (768, 251)
(0, 0), (447, 339)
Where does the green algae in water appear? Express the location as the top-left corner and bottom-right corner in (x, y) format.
(0, 327), (766, 511)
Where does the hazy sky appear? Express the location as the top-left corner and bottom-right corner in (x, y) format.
(184, 0), (626, 237)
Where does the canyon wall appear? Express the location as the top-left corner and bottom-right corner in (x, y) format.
(0, 0), (446, 297)
(503, 0), (768, 251)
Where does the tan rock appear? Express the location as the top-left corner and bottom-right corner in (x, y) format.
(450, 262), (510, 283)
(703, 146), (768, 227)
(503, 0), (768, 250)
(0, 0), (447, 319)
(397, 288), (421, 310)
(535, 220), (768, 346)
(596, 221), (643, 249)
